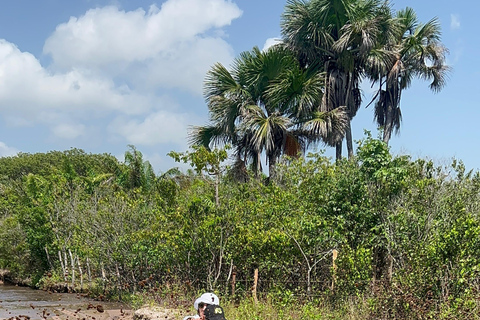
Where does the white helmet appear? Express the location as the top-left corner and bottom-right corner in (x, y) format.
(194, 292), (220, 310)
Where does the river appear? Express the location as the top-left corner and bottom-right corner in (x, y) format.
(0, 283), (132, 320)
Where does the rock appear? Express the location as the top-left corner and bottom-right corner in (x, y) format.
(133, 306), (180, 320)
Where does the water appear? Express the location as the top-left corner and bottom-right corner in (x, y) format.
(0, 283), (131, 319)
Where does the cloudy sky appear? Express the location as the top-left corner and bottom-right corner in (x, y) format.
(0, 0), (476, 173)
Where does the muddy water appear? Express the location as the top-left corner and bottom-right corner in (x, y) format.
(0, 283), (132, 320)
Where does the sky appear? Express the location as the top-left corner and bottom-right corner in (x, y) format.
(0, 0), (475, 174)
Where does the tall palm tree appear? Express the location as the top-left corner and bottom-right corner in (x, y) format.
(190, 45), (348, 178)
(281, 0), (397, 160)
(368, 7), (449, 144)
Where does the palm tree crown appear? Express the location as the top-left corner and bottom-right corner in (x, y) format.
(191, 45), (348, 178)
(281, 0), (397, 160)
(369, 7), (450, 144)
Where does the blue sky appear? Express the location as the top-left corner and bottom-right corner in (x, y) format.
(0, 0), (474, 173)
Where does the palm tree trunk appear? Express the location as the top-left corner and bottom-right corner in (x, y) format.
(335, 142), (342, 162)
(344, 73), (354, 159)
(268, 154), (277, 180)
(346, 121), (354, 159)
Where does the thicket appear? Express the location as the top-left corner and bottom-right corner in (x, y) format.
(0, 136), (479, 319)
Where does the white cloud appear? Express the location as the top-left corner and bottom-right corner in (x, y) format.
(127, 36), (236, 93)
(108, 111), (190, 147)
(0, 40), (152, 121)
(52, 123), (86, 140)
(0, 0), (248, 175)
(0, 0), (242, 155)
(0, 141), (19, 157)
(262, 37), (282, 51)
(450, 14), (461, 30)
(43, 0), (242, 94)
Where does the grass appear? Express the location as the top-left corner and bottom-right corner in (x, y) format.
(222, 297), (371, 320)
(35, 277), (480, 320)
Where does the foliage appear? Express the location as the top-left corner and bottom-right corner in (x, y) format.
(0, 0), (458, 318)
(2, 136), (479, 319)
(191, 45), (348, 178)
(168, 145), (229, 177)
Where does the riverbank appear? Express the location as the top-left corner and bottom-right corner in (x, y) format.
(35, 306), (132, 320)
(0, 283), (139, 320)
(9, 304), (181, 320)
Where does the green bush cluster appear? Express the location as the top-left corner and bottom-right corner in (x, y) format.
(0, 137), (479, 318)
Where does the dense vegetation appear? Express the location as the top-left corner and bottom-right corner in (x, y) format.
(0, 135), (479, 319)
(0, 0), (466, 319)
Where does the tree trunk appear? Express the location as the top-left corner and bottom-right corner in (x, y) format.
(344, 72), (354, 160)
(69, 249), (75, 291)
(86, 257), (92, 288)
(215, 173), (219, 207)
(77, 256), (83, 292)
(335, 142), (342, 162)
(346, 121), (354, 159)
(59, 250), (67, 283)
(268, 154), (277, 180)
(44, 247), (53, 270)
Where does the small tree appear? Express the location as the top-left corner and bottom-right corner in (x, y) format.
(168, 145), (229, 207)
(124, 145), (155, 190)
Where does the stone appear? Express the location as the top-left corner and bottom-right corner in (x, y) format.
(133, 306), (180, 320)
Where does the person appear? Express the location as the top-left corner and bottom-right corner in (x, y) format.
(183, 292), (220, 320)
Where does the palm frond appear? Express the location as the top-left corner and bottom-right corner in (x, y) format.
(188, 125), (232, 149)
(204, 63), (239, 100)
(299, 107), (348, 146)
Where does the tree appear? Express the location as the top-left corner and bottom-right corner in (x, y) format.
(168, 145), (229, 206)
(123, 145), (155, 190)
(191, 45), (347, 178)
(281, 0), (397, 160)
(369, 7), (449, 144)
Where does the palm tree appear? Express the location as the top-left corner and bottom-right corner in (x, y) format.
(123, 145), (155, 190)
(368, 7), (449, 144)
(190, 45), (348, 178)
(281, 0), (397, 160)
